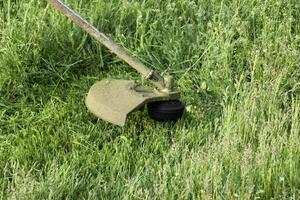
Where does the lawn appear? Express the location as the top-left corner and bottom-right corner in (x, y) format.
(0, 0), (300, 199)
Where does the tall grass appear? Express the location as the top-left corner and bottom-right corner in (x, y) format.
(0, 0), (299, 199)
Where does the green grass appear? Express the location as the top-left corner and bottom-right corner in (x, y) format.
(0, 0), (300, 199)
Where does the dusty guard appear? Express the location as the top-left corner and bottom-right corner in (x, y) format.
(86, 80), (180, 126)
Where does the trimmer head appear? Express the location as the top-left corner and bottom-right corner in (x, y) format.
(85, 80), (181, 126)
(48, 0), (185, 126)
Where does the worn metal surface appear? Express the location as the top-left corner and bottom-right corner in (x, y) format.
(85, 80), (180, 126)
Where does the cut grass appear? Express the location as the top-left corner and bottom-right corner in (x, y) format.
(0, 0), (300, 199)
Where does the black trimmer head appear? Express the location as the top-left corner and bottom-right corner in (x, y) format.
(148, 100), (185, 122)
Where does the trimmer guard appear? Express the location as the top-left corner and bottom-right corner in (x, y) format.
(85, 80), (180, 126)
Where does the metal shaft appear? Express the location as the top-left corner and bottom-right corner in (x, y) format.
(48, 0), (166, 90)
